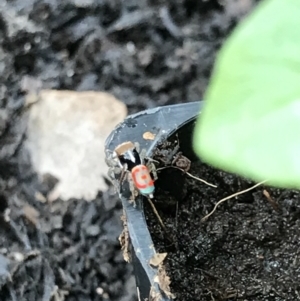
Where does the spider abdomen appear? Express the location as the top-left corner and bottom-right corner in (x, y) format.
(131, 164), (155, 197)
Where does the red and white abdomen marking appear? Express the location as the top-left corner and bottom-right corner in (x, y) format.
(131, 165), (155, 196)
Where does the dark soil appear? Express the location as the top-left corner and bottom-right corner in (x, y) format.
(145, 129), (300, 301)
(0, 0), (260, 300)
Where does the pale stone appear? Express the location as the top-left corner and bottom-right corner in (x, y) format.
(25, 90), (127, 201)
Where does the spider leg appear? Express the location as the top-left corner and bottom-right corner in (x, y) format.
(108, 167), (116, 180)
(105, 155), (122, 170)
(139, 148), (147, 162)
(146, 161), (158, 181)
(119, 164), (128, 184)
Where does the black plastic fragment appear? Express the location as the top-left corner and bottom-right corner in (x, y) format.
(105, 101), (203, 300)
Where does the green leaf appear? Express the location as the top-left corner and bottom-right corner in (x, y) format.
(193, 0), (300, 188)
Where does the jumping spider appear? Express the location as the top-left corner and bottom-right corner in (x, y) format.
(105, 141), (158, 204)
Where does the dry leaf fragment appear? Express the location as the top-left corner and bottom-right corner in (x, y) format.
(263, 189), (280, 212)
(143, 131), (156, 140)
(149, 286), (162, 301)
(23, 205), (40, 225)
(154, 265), (176, 299)
(118, 212), (131, 262)
(149, 253), (167, 267)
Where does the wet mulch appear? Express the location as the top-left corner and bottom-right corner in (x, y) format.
(0, 184), (135, 301)
(0, 0), (260, 300)
(145, 137), (300, 301)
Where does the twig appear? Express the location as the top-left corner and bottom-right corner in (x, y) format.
(201, 180), (267, 222)
(157, 166), (217, 188)
(147, 198), (167, 233)
(263, 189), (280, 212)
(186, 171), (217, 188)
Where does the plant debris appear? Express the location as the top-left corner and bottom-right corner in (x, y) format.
(143, 132), (156, 141)
(201, 180), (267, 221)
(154, 263), (175, 299)
(150, 252), (175, 299)
(119, 211), (131, 263)
(149, 253), (168, 267)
